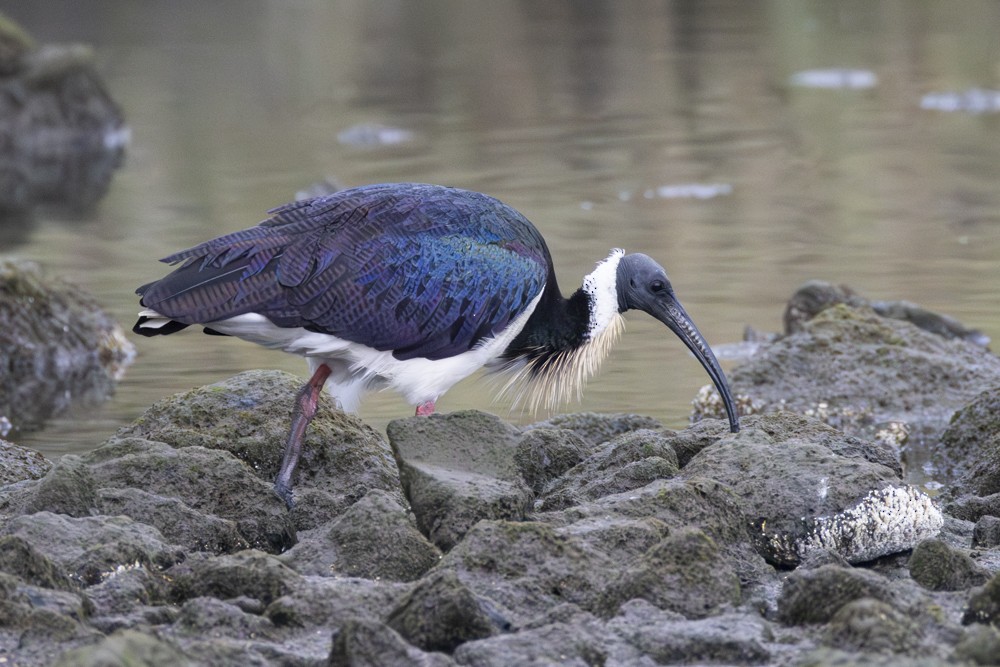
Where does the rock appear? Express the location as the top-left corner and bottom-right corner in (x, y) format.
(680, 414), (940, 565)
(388, 411), (534, 550)
(778, 565), (896, 625)
(95, 487), (249, 555)
(945, 492), (1000, 523)
(23, 455), (97, 516)
(822, 598), (922, 655)
(264, 575), (405, 632)
(513, 428), (586, 493)
(329, 618), (455, 667)
(173, 596), (276, 639)
(454, 605), (614, 666)
(545, 476), (770, 587)
(973, 516), (1000, 549)
(963, 572), (1000, 626)
(0, 512), (183, 586)
(167, 550), (299, 606)
(117, 370), (402, 530)
(51, 629), (193, 667)
(784, 280), (989, 347)
(954, 625), (1000, 665)
(280, 489), (440, 581)
(385, 569), (505, 652)
(908, 538), (990, 591)
(0, 534), (77, 591)
(83, 437), (295, 553)
(540, 429), (680, 509)
(523, 412), (661, 446)
(439, 520), (613, 626)
(0, 438), (51, 484)
(606, 599), (772, 665)
(939, 387), (1000, 486)
(0, 259), (134, 433)
(700, 301), (1000, 446)
(600, 527), (741, 619)
(0, 14), (126, 215)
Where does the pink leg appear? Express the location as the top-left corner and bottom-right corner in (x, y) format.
(274, 363), (332, 508)
(415, 400), (436, 416)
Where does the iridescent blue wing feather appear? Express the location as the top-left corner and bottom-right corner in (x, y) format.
(136, 183), (550, 360)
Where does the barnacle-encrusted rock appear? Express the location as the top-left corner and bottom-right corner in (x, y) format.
(753, 486), (943, 566)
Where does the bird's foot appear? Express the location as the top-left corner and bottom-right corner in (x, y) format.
(415, 400), (435, 416)
(274, 481), (295, 509)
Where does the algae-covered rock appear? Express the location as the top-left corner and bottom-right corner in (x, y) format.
(778, 564), (897, 625)
(280, 488), (440, 581)
(118, 370), (402, 531)
(601, 527), (741, 618)
(0, 438), (51, 485)
(0, 259), (134, 433)
(385, 569), (505, 652)
(908, 538), (989, 591)
(52, 629), (194, 667)
(700, 296), (1000, 447)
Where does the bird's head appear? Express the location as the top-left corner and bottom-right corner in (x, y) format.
(615, 253), (740, 433)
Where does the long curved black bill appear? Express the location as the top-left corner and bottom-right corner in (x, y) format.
(653, 294), (740, 432)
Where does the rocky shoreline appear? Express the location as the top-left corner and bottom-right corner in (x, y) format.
(2, 280), (1000, 665)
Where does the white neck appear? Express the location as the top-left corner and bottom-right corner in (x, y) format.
(582, 248), (624, 339)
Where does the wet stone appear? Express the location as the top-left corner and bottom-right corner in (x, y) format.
(328, 618), (455, 667)
(963, 573), (1000, 627)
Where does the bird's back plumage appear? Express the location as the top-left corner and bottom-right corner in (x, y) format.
(136, 183), (551, 361)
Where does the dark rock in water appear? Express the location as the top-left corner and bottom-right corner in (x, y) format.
(385, 569), (505, 652)
(118, 370), (402, 532)
(0, 14), (127, 216)
(600, 527), (741, 619)
(908, 538), (990, 591)
(938, 387), (1000, 485)
(784, 280), (990, 347)
(329, 618), (455, 667)
(0, 438), (51, 484)
(454, 604), (614, 666)
(438, 520), (613, 626)
(0, 259), (134, 433)
(604, 600), (772, 665)
(280, 489), (440, 581)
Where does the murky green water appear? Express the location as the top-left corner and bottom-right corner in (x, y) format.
(2, 1), (999, 461)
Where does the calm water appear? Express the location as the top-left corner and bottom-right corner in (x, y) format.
(2, 1), (1000, 458)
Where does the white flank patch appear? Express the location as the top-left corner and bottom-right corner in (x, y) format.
(189, 291), (545, 411)
(582, 248), (624, 340)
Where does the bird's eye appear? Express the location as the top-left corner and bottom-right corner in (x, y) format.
(650, 280), (666, 293)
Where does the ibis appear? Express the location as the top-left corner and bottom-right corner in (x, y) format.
(134, 183), (740, 506)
